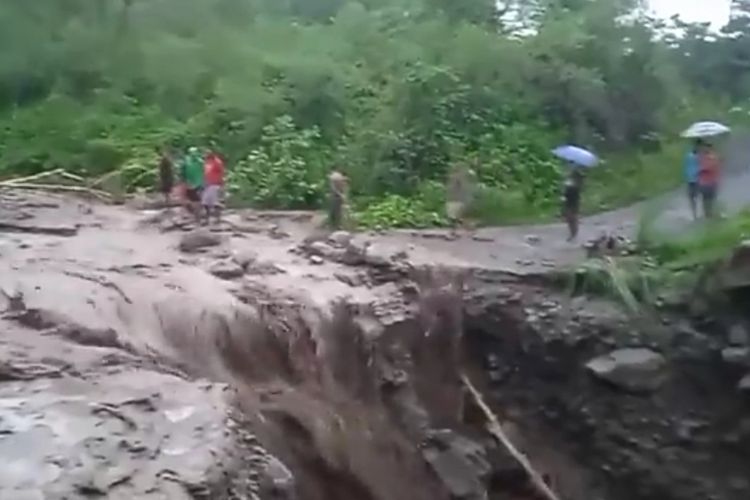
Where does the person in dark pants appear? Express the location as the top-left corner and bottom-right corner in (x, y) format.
(562, 168), (584, 241)
(179, 147), (205, 219)
(157, 147), (174, 206)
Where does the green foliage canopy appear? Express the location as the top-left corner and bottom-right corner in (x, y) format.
(0, 0), (746, 226)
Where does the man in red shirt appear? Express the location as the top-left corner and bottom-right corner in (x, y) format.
(698, 142), (721, 219)
(202, 151), (225, 224)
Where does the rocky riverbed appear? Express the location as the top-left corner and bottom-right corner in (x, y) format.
(0, 188), (748, 500)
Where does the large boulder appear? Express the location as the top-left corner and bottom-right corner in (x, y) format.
(328, 230), (353, 247)
(719, 240), (750, 290)
(422, 430), (490, 500)
(209, 259), (245, 280)
(179, 229), (222, 253)
(739, 373), (750, 394)
(586, 348), (668, 393)
(722, 347), (750, 368)
(728, 323), (750, 346)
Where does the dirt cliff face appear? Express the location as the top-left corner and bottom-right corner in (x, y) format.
(0, 189), (748, 500)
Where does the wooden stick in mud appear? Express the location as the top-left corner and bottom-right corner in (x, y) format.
(461, 373), (563, 500)
(0, 168), (66, 185)
(1, 169), (86, 187)
(0, 183), (113, 200)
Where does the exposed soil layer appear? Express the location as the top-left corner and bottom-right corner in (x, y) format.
(1, 188), (749, 500)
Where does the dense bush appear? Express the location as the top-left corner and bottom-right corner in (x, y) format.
(0, 0), (748, 226)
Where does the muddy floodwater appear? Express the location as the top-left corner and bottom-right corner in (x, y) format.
(0, 187), (749, 500)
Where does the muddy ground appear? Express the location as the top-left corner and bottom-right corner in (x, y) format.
(0, 182), (749, 500)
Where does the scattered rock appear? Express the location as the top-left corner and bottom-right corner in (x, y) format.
(719, 240), (750, 290)
(334, 272), (366, 287)
(471, 234), (494, 243)
(269, 225), (290, 240)
(525, 234), (541, 246)
(209, 260), (245, 280)
(309, 255), (324, 265)
(232, 250), (258, 270)
(392, 250), (409, 261)
(179, 229), (221, 253)
(721, 347), (750, 367)
(329, 231), (353, 247)
(739, 374), (750, 393)
(245, 261), (285, 276)
(420, 231), (458, 241)
(729, 476), (750, 493)
(259, 456), (295, 498)
(586, 348), (667, 393)
(728, 324), (749, 346)
(422, 430), (489, 500)
(307, 241), (336, 258)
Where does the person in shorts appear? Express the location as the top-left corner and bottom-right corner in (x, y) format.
(202, 151), (225, 225)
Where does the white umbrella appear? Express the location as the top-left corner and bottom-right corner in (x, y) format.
(681, 121), (731, 139)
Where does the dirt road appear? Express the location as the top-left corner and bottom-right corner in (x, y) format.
(0, 148), (748, 499)
(369, 151), (750, 276)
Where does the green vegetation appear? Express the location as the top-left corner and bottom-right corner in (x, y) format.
(1, 0), (750, 227)
(640, 209), (750, 270)
(563, 207), (750, 312)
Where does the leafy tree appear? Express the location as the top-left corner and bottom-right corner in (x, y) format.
(0, 0), (742, 225)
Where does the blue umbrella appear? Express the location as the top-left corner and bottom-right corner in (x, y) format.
(552, 145), (599, 168)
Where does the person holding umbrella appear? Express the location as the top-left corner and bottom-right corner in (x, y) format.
(552, 145), (598, 241)
(684, 140), (701, 220)
(681, 121), (730, 219)
(561, 168), (585, 241)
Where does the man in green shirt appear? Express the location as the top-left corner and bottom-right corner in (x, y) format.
(179, 147), (204, 217)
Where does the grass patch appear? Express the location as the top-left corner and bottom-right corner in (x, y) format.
(583, 143), (683, 214)
(639, 208), (750, 270)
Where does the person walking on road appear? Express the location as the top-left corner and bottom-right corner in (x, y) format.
(202, 151), (225, 225)
(697, 141), (721, 219)
(562, 168), (584, 241)
(684, 140), (701, 220)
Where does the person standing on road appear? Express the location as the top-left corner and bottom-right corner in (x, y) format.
(328, 168), (349, 230)
(697, 141), (721, 219)
(684, 140), (701, 220)
(180, 147), (204, 218)
(562, 167), (585, 241)
(157, 146), (174, 207)
(446, 164), (476, 232)
(202, 150), (225, 225)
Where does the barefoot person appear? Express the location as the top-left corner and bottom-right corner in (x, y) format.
(562, 168), (584, 241)
(684, 140), (701, 220)
(180, 147), (204, 219)
(202, 150), (225, 225)
(157, 147), (174, 206)
(328, 168), (349, 230)
(697, 141), (721, 219)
